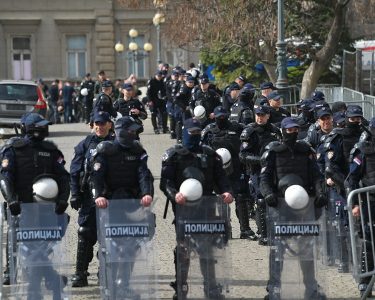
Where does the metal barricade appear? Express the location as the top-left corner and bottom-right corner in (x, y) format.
(348, 185), (375, 300)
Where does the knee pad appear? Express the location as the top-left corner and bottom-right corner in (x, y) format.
(78, 226), (97, 244)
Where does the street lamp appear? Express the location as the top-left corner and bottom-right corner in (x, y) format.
(276, 0), (288, 90)
(153, 12), (165, 65)
(114, 28), (153, 76)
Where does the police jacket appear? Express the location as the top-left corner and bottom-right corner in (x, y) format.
(70, 133), (114, 197)
(190, 88), (221, 116)
(0, 136), (70, 204)
(91, 140), (154, 199)
(175, 83), (193, 110)
(201, 121), (244, 180)
(269, 107), (291, 127)
(324, 125), (363, 187)
(239, 122), (281, 174)
(165, 78), (175, 102)
(147, 77), (166, 102)
(91, 92), (117, 120)
(160, 144), (232, 204)
(259, 140), (322, 198)
(113, 98), (147, 121)
(80, 79), (95, 101)
(230, 100), (254, 125)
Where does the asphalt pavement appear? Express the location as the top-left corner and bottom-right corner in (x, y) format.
(1, 118), (362, 299)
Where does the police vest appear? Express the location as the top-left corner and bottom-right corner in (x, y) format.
(361, 141), (375, 187)
(13, 140), (57, 203)
(272, 142), (313, 195)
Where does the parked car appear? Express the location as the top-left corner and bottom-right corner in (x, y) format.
(0, 80), (48, 128)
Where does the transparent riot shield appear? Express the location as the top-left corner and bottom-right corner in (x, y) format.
(175, 195), (231, 300)
(268, 198), (327, 300)
(96, 199), (157, 300)
(8, 202), (70, 300)
(348, 186), (375, 300)
(321, 188), (351, 272)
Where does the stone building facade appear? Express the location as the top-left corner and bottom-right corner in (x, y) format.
(0, 0), (198, 83)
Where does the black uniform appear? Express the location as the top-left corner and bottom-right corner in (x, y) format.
(269, 107), (291, 127)
(346, 129), (375, 296)
(91, 92), (117, 121)
(80, 79), (95, 123)
(201, 119), (257, 239)
(260, 138), (326, 299)
(189, 87), (221, 118)
(239, 122), (282, 244)
(230, 88), (255, 125)
(0, 114), (70, 284)
(160, 142), (232, 300)
(70, 132), (114, 287)
(113, 97), (147, 134)
(147, 76), (167, 133)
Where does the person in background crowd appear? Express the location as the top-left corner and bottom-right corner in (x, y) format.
(62, 81), (75, 123)
(80, 73), (95, 124)
(267, 91), (291, 127)
(147, 70), (168, 134)
(48, 79), (60, 124)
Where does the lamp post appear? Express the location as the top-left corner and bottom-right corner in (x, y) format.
(153, 12), (165, 65)
(114, 28), (153, 76)
(276, 0), (288, 90)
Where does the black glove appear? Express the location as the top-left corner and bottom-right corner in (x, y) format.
(55, 201), (68, 215)
(265, 193), (278, 207)
(70, 194), (83, 211)
(315, 193), (328, 208)
(8, 201), (21, 216)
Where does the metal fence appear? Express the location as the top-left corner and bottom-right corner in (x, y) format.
(347, 186), (375, 300)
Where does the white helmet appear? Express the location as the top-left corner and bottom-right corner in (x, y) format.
(179, 178), (203, 204)
(33, 177), (59, 203)
(115, 112), (123, 121)
(194, 105), (206, 120)
(215, 148), (233, 175)
(284, 185), (309, 210)
(80, 88), (88, 96)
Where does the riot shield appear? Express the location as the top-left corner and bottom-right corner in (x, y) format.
(96, 199), (157, 300)
(8, 202), (70, 300)
(321, 188), (351, 272)
(268, 198), (327, 300)
(175, 195), (231, 300)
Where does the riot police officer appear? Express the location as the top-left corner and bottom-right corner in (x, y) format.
(267, 91), (290, 127)
(239, 106), (282, 245)
(147, 70), (168, 134)
(113, 83), (147, 134)
(0, 113), (70, 284)
(90, 80), (117, 123)
(91, 116), (154, 297)
(160, 117), (233, 300)
(201, 106), (256, 239)
(260, 117), (327, 300)
(174, 76), (195, 142)
(346, 117), (375, 297)
(69, 111), (114, 287)
(296, 98), (316, 140)
(230, 86), (255, 125)
(166, 69), (180, 139)
(189, 77), (221, 123)
(80, 73), (95, 124)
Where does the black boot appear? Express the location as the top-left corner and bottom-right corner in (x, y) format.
(71, 238), (93, 287)
(236, 199), (257, 240)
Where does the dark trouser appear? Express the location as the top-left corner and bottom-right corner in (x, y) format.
(74, 207), (97, 277)
(150, 100), (168, 131)
(250, 173), (267, 238)
(268, 242), (318, 299)
(48, 102), (58, 124)
(84, 98), (93, 124)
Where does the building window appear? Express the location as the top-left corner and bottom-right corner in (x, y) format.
(67, 35), (86, 79)
(128, 35), (146, 78)
(12, 37), (32, 80)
